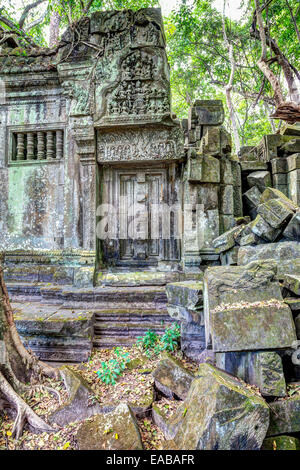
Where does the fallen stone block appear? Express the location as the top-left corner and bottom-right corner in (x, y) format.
(261, 435), (300, 450)
(215, 351), (286, 397)
(267, 395), (300, 436)
(281, 140), (300, 155)
(15, 308), (95, 362)
(238, 232), (259, 247)
(260, 187), (298, 211)
(295, 314), (300, 338)
(166, 281), (203, 324)
(152, 404), (181, 440)
(249, 215), (281, 242)
(167, 363), (269, 450)
(212, 225), (245, 254)
(237, 241), (300, 265)
(204, 262), (297, 351)
(49, 366), (102, 426)
(220, 246), (239, 265)
(243, 186), (262, 211)
(75, 403), (143, 450)
(180, 322), (205, 361)
(277, 259), (300, 279)
(283, 211), (300, 240)
(271, 158), (288, 175)
(282, 274), (300, 296)
(247, 171), (272, 192)
(287, 152), (300, 171)
(257, 198), (294, 229)
(152, 353), (194, 400)
(211, 302), (295, 352)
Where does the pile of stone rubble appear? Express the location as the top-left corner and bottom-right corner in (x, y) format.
(162, 188), (300, 450)
(213, 186), (299, 265)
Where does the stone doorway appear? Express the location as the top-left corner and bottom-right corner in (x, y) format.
(99, 164), (181, 269)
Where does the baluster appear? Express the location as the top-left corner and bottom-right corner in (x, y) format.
(16, 133), (25, 160)
(37, 131), (45, 160)
(46, 131), (54, 159)
(56, 130), (63, 160)
(27, 132), (34, 160)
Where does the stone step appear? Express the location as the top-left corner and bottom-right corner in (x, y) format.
(94, 309), (171, 322)
(94, 321), (172, 336)
(95, 270), (181, 287)
(93, 336), (137, 348)
(6, 282), (168, 305)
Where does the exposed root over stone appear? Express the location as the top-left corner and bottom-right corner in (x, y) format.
(0, 265), (60, 437)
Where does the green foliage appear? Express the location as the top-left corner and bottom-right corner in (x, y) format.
(160, 323), (181, 352)
(95, 347), (130, 385)
(137, 323), (181, 357)
(137, 328), (159, 352)
(166, 0), (300, 147)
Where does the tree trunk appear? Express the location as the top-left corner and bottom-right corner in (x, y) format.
(0, 265), (58, 438)
(253, 0), (285, 107)
(49, 8), (61, 47)
(222, 2), (241, 153)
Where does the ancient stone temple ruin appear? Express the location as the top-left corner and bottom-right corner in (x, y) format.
(0, 7), (300, 449)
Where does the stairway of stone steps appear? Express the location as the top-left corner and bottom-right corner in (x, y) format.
(6, 281), (174, 351)
(93, 308), (174, 348)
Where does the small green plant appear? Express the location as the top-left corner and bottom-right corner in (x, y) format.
(95, 347), (130, 385)
(137, 329), (159, 356)
(136, 324), (181, 357)
(160, 323), (181, 352)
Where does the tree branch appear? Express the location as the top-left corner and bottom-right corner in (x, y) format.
(0, 15), (39, 48)
(18, 0), (48, 29)
(285, 0), (300, 44)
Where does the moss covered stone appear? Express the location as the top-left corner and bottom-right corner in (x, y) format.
(267, 395), (300, 436)
(152, 352), (194, 400)
(204, 261), (296, 351)
(75, 403), (143, 450)
(167, 363), (269, 450)
(261, 435), (300, 450)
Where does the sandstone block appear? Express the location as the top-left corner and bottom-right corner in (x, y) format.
(257, 198), (294, 229)
(215, 351), (286, 397)
(249, 215), (281, 242)
(152, 353), (194, 400)
(168, 363), (269, 450)
(212, 225), (244, 254)
(247, 171), (272, 192)
(75, 403), (143, 450)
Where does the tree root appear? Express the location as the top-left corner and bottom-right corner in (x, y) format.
(0, 371), (54, 439)
(27, 384), (61, 405)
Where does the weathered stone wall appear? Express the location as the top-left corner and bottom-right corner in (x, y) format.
(0, 73), (68, 250)
(0, 8), (184, 278)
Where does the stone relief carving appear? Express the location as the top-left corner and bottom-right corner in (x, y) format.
(97, 128), (184, 162)
(101, 47), (170, 122)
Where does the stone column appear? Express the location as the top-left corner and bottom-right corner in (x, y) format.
(37, 131), (45, 160)
(56, 130), (63, 160)
(46, 131), (55, 159)
(27, 132), (34, 160)
(16, 133), (25, 160)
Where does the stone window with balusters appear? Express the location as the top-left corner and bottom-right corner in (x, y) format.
(10, 129), (64, 162)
